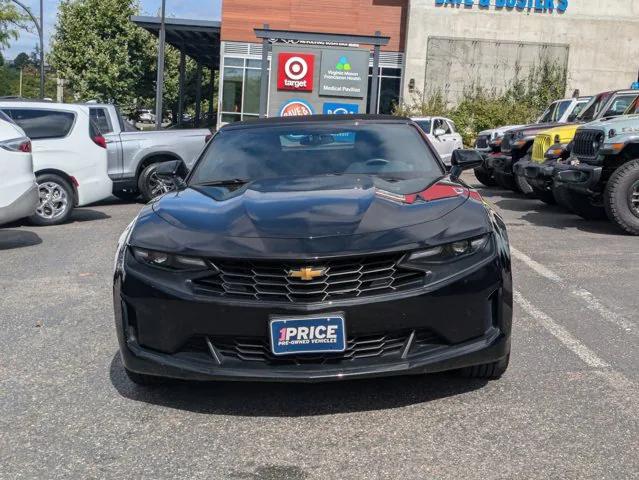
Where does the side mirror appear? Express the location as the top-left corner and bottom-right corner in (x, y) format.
(449, 149), (484, 180)
(434, 128), (446, 137)
(155, 159), (189, 187)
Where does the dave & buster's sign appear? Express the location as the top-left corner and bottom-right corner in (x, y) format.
(435, 0), (568, 12)
(277, 53), (315, 92)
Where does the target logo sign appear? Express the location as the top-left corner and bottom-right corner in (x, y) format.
(277, 53), (314, 91)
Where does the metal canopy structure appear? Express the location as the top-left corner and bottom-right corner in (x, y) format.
(254, 26), (391, 117)
(132, 16), (221, 66)
(131, 15), (221, 128)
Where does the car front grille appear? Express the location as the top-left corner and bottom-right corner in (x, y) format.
(179, 329), (448, 366)
(191, 253), (425, 304)
(500, 132), (514, 154)
(532, 134), (552, 163)
(573, 129), (604, 159)
(475, 135), (489, 149)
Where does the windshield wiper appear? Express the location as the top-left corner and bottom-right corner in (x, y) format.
(198, 178), (250, 187)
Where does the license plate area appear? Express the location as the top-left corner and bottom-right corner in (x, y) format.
(269, 314), (346, 356)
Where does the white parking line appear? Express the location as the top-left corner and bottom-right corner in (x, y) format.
(510, 247), (563, 283)
(514, 291), (610, 368)
(510, 247), (635, 334)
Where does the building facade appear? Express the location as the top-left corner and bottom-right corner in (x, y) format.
(218, 0), (409, 125)
(217, 0), (639, 125)
(403, 1), (639, 105)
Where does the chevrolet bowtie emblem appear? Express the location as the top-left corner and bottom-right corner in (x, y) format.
(288, 267), (326, 281)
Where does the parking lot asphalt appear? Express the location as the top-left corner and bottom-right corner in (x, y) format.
(1, 172), (638, 480)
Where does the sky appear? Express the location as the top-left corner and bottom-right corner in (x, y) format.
(3, 0), (222, 59)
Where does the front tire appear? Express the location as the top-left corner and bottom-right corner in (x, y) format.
(514, 170), (535, 198)
(603, 159), (639, 235)
(29, 174), (74, 226)
(513, 155), (535, 196)
(138, 163), (177, 202)
(473, 166), (498, 187)
(458, 354), (510, 380)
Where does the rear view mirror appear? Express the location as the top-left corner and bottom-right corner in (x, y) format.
(450, 149), (483, 180)
(434, 128), (446, 137)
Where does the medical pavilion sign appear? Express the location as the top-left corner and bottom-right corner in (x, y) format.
(435, 0), (568, 13)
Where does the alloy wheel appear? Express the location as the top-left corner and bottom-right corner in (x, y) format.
(630, 180), (639, 218)
(36, 181), (69, 220)
(148, 171), (175, 199)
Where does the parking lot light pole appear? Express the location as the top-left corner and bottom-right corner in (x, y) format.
(155, 0), (167, 130)
(11, 0), (45, 99)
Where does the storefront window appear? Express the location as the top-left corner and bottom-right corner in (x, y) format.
(367, 66), (403, 114)
(222, 67), (243, 113)
(220, 57), (266, 124)
(243, 69), (261, 115)
(379, 76), (401, 114)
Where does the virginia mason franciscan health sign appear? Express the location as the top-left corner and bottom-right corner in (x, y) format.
(318, 50), (369, 99)
(435, 0), (568, 12)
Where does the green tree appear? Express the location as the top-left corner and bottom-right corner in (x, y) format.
(13, 51), (30, 68)
(395, 56), (567, 146)
(50, 0), (156, 112)
(0, 64), (62, 99)
(0, 50), (4, 66)
(0, 0), (25, 49)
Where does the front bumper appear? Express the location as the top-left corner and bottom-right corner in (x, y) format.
(114, 250), (512, 382)
(519, 160), (559, 190)
(553, 163), (603, 195)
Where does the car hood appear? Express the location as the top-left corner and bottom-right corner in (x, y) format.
(510, 122), (565, 137)
(477, 125), (524, 137)
(580, 114), (639, 133)
(537, 124), (581, 143)
(129, 175), (491, 258)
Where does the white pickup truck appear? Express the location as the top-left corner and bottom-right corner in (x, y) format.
(87, 104), (212, 201)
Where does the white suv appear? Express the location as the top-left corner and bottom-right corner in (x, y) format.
(411, 116), (464, 166)
(0, 102), (112, 225)
(0, 111), (38, 226)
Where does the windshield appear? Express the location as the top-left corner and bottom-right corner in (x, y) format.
(625, 96), (639, 115)
(601, 93), (639, 117)
(538, 103), (555, 123)
(577, 92), (612, 122)
(566, 100), (589, 122)
(414, 120), (431, 134)
(190, 122), (443, 195)
(0, 109), (16, 125)
(553, 100), (572, 122)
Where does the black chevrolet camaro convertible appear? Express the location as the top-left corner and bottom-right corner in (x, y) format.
(113, 115), (512, 384)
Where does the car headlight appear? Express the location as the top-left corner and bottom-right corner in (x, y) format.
(545, 144), (569, 159)
(513, 135), (533, 148)
(400, 234), (495, 284)
(114, 220), (136, 274)
(131, 247), (212, 271)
